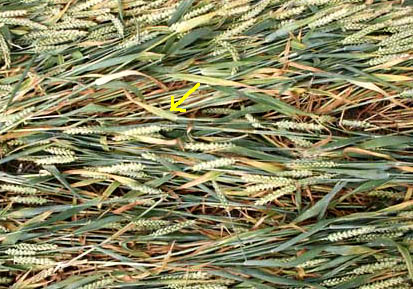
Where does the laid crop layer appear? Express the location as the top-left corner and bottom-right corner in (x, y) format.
(1, 0), (413, 288)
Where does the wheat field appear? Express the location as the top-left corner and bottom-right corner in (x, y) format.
(1, 0), (413, 288)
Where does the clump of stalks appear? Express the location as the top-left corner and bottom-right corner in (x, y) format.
(1, 0), (413, 288)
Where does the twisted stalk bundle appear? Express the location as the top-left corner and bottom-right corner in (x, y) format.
(1, 0), (413, 288)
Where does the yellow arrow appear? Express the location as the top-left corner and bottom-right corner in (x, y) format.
(170, 83), (200, 112)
